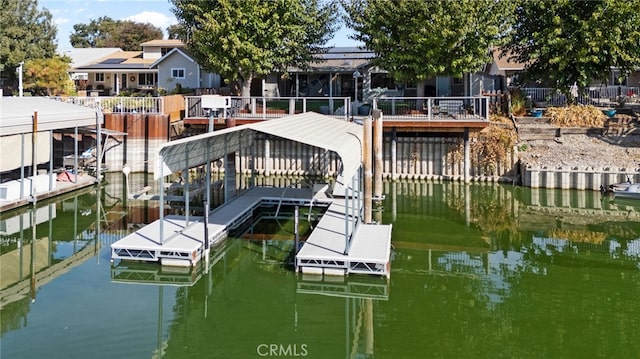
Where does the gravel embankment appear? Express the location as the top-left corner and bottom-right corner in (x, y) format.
(516, 133), (640, 170)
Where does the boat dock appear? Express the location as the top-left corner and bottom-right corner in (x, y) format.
(110, 111), (393, 277)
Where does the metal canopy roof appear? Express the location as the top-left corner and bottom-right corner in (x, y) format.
(157, 112), (363, 181)
(0, 97), (103, 136)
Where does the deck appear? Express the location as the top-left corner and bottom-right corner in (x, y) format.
(183, 95), (490, 135)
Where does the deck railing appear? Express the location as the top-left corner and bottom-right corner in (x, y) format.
(49, 96), (164, 114)
(372, 96), (490, 121)
(185, 96), (351, 120)
(517, 86), (640, 107)
(185, 95), (490, 121)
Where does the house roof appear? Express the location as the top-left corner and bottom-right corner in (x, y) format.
(0, 97), (103, 136)
(72, 51), (155, 71)
(150, 48), (195, 68)
(63, 48), (122, 68)
(491, 48), (527, 71)
(156, 112), (362, 183)
(289, 46), (375, 72)
(141, 39), (186, 47)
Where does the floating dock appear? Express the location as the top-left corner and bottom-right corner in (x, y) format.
(111, 186), (330, 266)
(295, 200), (392, 277)
(111, 184), (392, 277)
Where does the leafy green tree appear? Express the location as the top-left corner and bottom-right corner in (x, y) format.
(166, 24), (187, 40)
(342, 0), (515, 82)
(504, 0), (640, 103)
(170, 0), (338, 96)
(0, 0), (57, 94)
(70, 16), (163, 50)
(24, 56), (75, 96)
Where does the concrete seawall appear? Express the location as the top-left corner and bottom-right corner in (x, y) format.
(104, 130), (640, 191)
(521, 164), (640, 190)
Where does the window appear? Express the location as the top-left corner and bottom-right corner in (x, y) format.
(371, 73), (396, 90)
(138, 73), (156, 86)
(452, 77), (463, 85)
(171, 68), (185, 79)
(95, 73), (105, 82)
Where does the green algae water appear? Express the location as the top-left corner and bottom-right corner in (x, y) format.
(2, 175), (640, 358)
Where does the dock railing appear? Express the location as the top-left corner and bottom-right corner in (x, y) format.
(185, 96), (351, 120)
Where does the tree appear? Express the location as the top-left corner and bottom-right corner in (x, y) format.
(24, 56), (75, 96)
(0, 0), (57, 94)
(170, 0), (338, 97)
(70, 17), (163, 51)
(166, 24), (187, 40)
(342, 0), (515, 83)
(504, 0), (640, 103)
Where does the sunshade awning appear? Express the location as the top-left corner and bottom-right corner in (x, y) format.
(156, 112), (363, 182)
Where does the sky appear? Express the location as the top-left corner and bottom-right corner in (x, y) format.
(39, 0), (361, 52)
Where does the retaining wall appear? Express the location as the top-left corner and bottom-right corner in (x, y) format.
(521, 163), (640, 190)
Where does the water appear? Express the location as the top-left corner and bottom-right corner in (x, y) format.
(2, 174), (640, 358)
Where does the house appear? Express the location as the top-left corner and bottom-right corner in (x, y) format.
(486, 47), (640, 91)
(262, 47), (478, 104)
(70, 39), (220, 96)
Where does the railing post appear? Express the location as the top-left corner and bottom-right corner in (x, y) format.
(485, 96), (489, 121)
(345, 98), (349, 120)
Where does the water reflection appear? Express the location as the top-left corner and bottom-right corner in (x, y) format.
(3, 177), (640, 358)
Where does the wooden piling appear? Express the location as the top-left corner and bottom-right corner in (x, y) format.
(363, 116), (372, 224)
(373, 110), (383, 202)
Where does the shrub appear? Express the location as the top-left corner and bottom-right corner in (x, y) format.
(545, 105), (606, 127)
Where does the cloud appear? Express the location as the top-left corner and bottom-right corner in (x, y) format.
(55, 17), (71, 26)
(122, 11), (177, 31)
